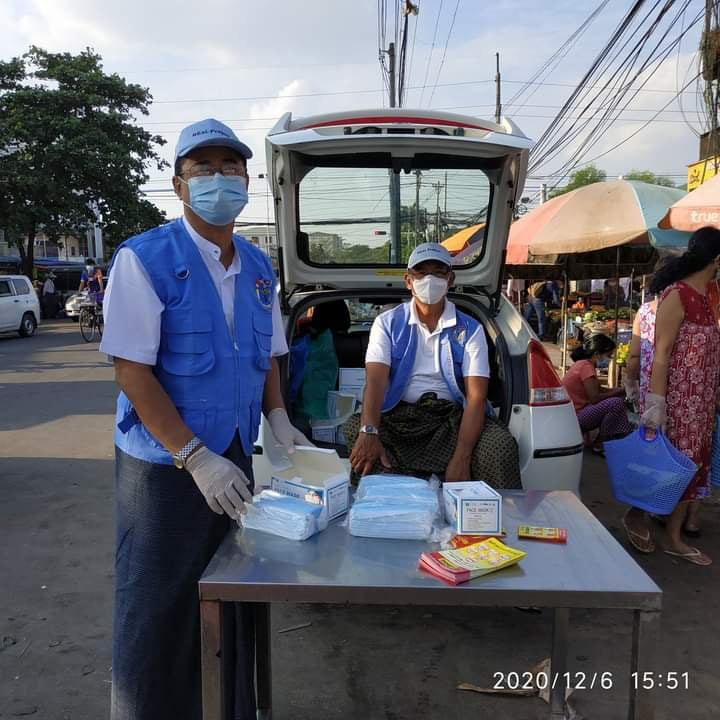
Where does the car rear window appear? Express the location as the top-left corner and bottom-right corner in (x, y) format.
(298, 162), (491, 267)
(11, 278), (30, 295)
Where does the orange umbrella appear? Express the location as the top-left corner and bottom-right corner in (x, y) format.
(441, 224), (484, 255)
(659, 173), (720, 231)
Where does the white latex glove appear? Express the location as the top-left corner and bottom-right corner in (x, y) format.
(623, 377), (640, 403)
(267, 408), (313, 454)
(184, 445), (253, 518)
(640, 393), (667, 431)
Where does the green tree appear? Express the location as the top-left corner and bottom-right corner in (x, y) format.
(103, 198), (167, 253)
(623, 169), (676, 187)
(0, 46), (167, 276)
(549, 164), (607, 198)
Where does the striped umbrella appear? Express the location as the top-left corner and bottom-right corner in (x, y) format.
(522, 180), (689, 256)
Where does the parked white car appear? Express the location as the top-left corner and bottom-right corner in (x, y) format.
(0, 275), (40, 337)
(257, 108), (583, 492)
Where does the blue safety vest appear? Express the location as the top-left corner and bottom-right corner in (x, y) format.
(110, 218), (275, 464)
(381, 302), (480, 412)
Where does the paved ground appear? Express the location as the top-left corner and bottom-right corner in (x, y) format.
(1, 320), (719, 719)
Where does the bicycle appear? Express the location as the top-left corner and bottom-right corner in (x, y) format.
(79, 296), (104, 342)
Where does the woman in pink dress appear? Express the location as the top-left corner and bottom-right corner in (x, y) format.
(641, 227), (720, 566)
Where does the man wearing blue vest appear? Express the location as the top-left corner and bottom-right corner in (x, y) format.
(346, 243), (521, 488)
(100, 118), (309, 720)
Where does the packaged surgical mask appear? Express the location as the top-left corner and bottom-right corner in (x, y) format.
(240, 490), (326, 541)
(184, 173), (248, 225)
(349, 475), (441, 540)
(412, 275), (449, 305)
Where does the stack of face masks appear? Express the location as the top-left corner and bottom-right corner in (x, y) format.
(241, 490), (326, 541)
(349, 475), (440, 540)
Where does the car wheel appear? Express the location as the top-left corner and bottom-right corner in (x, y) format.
(19, 312), (37, 337)
(72, 316), (79, 323)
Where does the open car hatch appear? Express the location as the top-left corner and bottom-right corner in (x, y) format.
(264, 108), (533, 304)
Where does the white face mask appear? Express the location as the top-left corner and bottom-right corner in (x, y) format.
(412, 275), (449, 305)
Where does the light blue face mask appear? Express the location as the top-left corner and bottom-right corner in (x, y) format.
(182, 173), (248, 225)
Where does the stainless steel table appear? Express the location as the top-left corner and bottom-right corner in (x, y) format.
(199, 490), (662, 720)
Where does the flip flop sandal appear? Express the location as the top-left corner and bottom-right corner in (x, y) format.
(663, 547), (712, 566)
(622, 512), (655, 553)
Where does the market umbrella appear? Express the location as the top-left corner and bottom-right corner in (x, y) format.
(442, 224), (485, 255)
(514, 180), (689, 375)
(525, 180), (689, 255)
(658, 173), (720, 232)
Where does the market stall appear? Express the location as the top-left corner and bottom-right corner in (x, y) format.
(514, 180), (690, 376)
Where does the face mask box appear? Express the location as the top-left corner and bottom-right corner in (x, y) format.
(339, 368), (366, 403)
(310, 392), (356, 444)
(443, 481), (502, 535)
(270, 447), (350, 522)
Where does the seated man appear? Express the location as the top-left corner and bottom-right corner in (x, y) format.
(345, 243), (521, 488)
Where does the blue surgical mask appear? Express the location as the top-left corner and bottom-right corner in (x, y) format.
(181, 173), (248, 225)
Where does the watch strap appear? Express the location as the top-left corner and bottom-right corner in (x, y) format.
(173, 436), (204, 468)
(359, 424), (379, 435)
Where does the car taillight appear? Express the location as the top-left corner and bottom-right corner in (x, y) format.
(527, 339), (570, 406)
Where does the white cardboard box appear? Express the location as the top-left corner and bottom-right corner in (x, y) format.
(270, 447), (350, 521)
(310, 392), (356, 444)
(443, 481), (502, 535)
(311, 426), (336, 444)
(339, 367), (366, 403)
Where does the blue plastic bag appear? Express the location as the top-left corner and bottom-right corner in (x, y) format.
(604, 428), (696, 515)
(711, 414), (720, 488)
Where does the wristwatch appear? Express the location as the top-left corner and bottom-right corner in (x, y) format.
(359, 424), (379, 435)
(172, 436), (204, 469)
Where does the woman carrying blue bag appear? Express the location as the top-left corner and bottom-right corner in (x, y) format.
(634, 227), (720, 566)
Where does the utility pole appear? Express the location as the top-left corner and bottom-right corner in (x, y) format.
(495, 52), (502, 124)
(387, 41), (402, 262)
(435, 181), (442, 243)
(541, 183), (548, 203)
(414, 170), (421, 246)
(444, 171), (448, 215)
(699, 0), (720, 182)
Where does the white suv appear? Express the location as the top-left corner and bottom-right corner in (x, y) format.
(0, 275), (40, 337)
(259, 109), (582, 492)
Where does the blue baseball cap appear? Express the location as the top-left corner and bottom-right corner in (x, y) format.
(174, 118), (253, 165)
(407, 242), (453, 269)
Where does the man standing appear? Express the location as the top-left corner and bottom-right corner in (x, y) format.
(523, 280), (549, 338)
(100, 118), (309, 719)
(41, 271), (57, 318)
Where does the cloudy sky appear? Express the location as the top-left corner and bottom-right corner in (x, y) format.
(1, 0), (710, 224)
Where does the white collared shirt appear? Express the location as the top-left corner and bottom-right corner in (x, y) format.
(365, 299), (490, 404)
(100, 216), (288, 365)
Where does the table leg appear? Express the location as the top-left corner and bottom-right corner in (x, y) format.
(629, 609), (660, 720)
(255, 603), (272, 720)
(550, 608), (569, 720)
(201, 599), (226, 720)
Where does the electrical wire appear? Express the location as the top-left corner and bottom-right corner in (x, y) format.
(426, 0), (461, 107)
(405, 1), (420, 105)
(505, 0), (611, 113)
(418, 0), (443, 107)
(529, 0), (702, 181)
